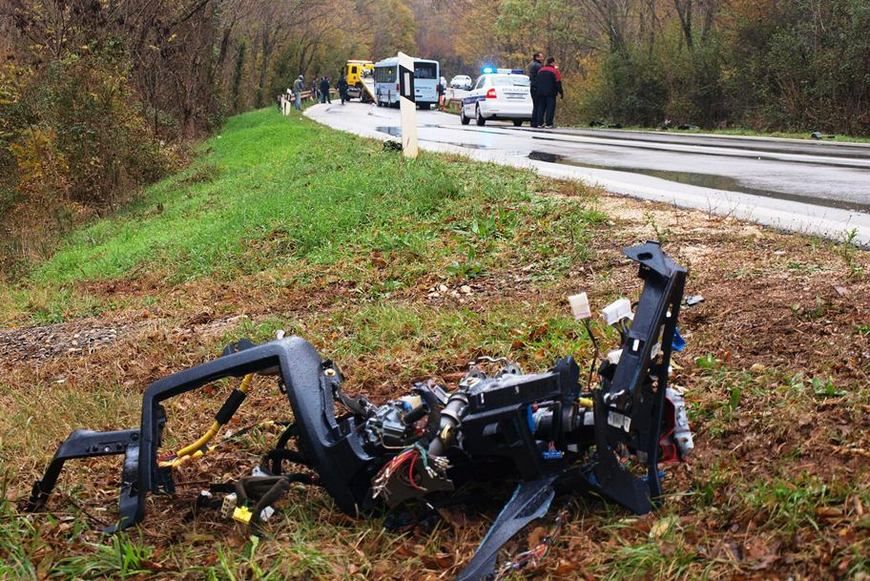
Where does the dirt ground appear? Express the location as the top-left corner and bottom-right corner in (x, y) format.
(1, 189), (868, 578)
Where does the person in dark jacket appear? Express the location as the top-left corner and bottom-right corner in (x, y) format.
(292, 75), (305, 110)
(536, 57), (563, 128)
(337, 77), (349, 105)
(527, 52), (544, 127)
(319, 76), (331, 104)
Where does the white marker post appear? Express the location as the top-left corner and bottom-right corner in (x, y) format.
(397, 51), (418, 159)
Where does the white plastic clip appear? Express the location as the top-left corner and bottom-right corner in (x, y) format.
(568, 292), (592, 320)
(601, 298), (632, 326)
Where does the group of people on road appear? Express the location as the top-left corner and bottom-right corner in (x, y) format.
(291, 74), (351, 108)
(527, 52), (564, 128)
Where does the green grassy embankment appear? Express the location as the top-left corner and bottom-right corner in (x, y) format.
(0, 107), (866, 579)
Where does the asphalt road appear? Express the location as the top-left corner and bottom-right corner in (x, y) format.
(305, 103), (870, 246)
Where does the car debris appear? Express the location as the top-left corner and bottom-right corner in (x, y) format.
(25, 241), (693, 580)
(685, 294), (704, 307)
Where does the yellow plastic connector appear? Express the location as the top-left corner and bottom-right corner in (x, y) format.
(232, 505), (253, 525)
(578, 397), (594, 409)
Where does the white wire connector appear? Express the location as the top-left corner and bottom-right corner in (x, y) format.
(259, 506), (275, 522)
(568, 292), (592, 320)
(221, 493), (238, 519)
(601, 298), (633, 326)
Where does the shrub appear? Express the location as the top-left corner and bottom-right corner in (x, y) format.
(0, 56), (174, 276)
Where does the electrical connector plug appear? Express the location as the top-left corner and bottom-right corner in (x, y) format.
(232, 505), (253, 525)
(601, 298), (632, 326)
(220, 493), (238, 519)
(259, 506), (275, 522)
(568, 292), (592, 320)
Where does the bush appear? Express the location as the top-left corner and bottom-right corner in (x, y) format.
(582, 49), (668, 127)
(0, 56), (175, 275)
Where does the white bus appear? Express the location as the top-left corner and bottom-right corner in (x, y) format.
(373, 56), (440, 109)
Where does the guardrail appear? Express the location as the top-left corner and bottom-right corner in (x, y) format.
(279, 89), (339, 115)
(278, 87), (464, 115)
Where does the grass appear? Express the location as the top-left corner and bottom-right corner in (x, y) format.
(0, 108), (604, 326)
(0, 107), (867, 579)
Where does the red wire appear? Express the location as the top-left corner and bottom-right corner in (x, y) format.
(407, 452), (424, 490)
(383, 449), (412, 476)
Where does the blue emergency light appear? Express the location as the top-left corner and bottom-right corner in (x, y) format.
(481, 65), (495, 74)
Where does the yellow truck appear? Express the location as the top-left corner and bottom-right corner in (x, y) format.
(345, 60), (375, 102)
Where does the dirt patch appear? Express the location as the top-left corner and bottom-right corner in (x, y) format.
(0, 320), (134, 366)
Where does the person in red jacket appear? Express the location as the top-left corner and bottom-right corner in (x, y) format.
(535, 57), (563, 128)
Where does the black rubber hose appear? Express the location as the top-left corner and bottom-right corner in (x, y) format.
(266, 448), (310, 475)
(275, 422), (298, 450)
(250, 477), (291, 531)
(412, 387), (443, 440)
(234, 479), (249, 505)
(402, 405), (428, 425)
(215, 389), (247, 425)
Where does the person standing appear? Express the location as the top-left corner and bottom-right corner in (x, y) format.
(436, 80), (445, 111)
(337, 76), (349, 105)
(319, 76), (331, 104)
(292, 75), (304, 110)
(527, 52), (544, 127)
(536, 57), (563, 128)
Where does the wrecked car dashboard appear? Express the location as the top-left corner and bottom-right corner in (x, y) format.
(25, 241), (693, 580)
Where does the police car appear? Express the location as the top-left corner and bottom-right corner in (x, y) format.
(460, 68), (532, 127)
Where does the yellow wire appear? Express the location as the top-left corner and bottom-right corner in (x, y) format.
(161, 374), (254, 468)
(174, 421), (220, 458)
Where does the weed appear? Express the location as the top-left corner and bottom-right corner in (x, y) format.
(644, 211), (672, 245)
(695, 353), (720, 370)
(178, 161), (221, 185)
(811, 376), (845, 398)
(785, 260), (822, 274)
(446, 251), (486, 280)
(791, 296), (830, 322)
(744, 477), (843, 534)
(602, 514), (696, 579)
(52, 534), (155, 578)
(839, 228), (864, 278)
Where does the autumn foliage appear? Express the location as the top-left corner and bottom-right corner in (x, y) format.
(2, 0), (868, 275)
(431, 0), (869, 133)
(0, 0), (418, 275)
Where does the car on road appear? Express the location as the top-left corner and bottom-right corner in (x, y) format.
(460, 73), (532, 127)
(450, 75), (473, 90)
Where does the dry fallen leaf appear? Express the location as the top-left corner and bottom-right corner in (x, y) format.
(815, 506), (844, 519)
(649, 516), (677, 540)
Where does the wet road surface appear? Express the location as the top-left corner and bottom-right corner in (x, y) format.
(306, 103), (870, 245)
